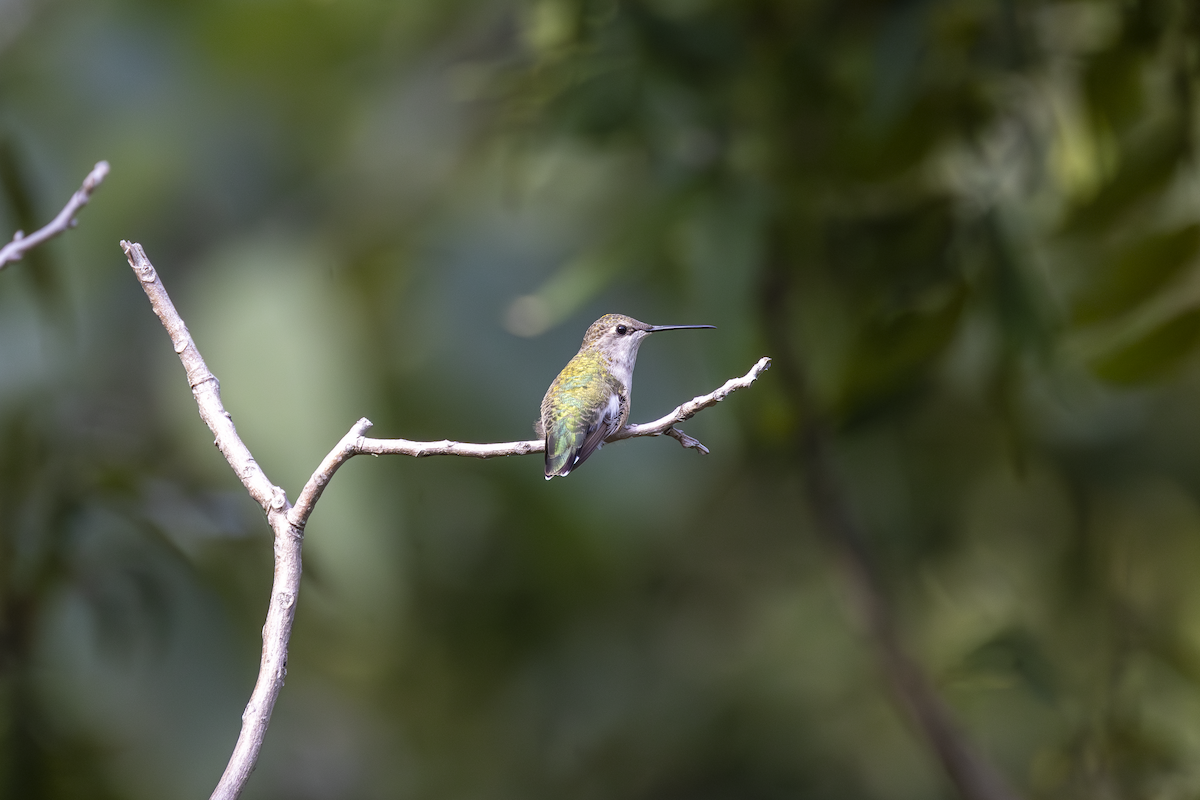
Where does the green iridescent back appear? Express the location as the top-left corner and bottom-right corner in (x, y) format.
(540, 347), (627, 477)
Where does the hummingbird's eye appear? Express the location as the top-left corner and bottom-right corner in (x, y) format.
(616, 325), (628, 335)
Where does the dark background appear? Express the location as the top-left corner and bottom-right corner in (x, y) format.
(2, 0), (1200, 798)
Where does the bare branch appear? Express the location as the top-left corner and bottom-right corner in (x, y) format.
(357, 435), (544, 459)
(120, 241), (296, 800)
(289, 417), (375, 528)
(344, 357), (770, 462)
(663, 426), (709, 453)
(1, 161), (109, 269)
(612, 356), (771, 450)
(286, 360), (768, 533)
(121, 240), (767, 800)
(122, 241), (284, 512)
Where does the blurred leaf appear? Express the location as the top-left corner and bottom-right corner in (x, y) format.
(1102, 712), (1181, 792)
(836, 283), (966, 417)
(1059, 115), (1189, 235)
(827, 196), (959, 305)
(1090, 307), (1200, 384)
(956, 627), (1058, 703)
(1082, 49), (1144, 132)
(982, 211), (1051, 353)
(1072, 224), (1200, 325)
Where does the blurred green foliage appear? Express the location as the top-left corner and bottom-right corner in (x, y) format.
(3, 0), (1200, 798)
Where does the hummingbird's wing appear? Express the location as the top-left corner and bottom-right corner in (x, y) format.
(545, 392), (622, 478)
(572, 393), (622, 470)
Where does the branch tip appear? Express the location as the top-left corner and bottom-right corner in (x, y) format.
(0, 160), (111, 269)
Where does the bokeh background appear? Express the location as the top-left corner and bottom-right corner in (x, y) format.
(2, 0), (1200, 798)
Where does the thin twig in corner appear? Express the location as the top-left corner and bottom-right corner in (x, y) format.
(0, 161), (109, 269)
(120, 239), (767, 800)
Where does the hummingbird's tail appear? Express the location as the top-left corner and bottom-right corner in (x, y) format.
(544, 431), (578, 478)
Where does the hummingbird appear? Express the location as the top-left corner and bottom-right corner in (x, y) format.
(537, 313), (715, 479)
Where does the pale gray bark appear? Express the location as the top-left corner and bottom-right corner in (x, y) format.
(0, 161), (108, 268)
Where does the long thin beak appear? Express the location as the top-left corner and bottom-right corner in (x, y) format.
(647, 324), (716, 332)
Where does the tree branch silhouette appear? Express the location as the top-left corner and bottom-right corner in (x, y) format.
(1, 161), (109, 269)
(120, 240), (767, 800)
(760, 241), (1023, 800)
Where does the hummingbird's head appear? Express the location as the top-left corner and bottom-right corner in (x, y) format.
(580, 314), (715, 365)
